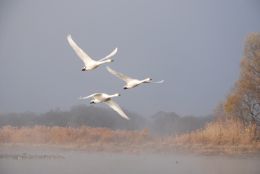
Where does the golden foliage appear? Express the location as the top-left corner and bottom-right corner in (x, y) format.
(224, 33), (260, 123)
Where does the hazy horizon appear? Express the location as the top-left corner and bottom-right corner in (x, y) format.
(1, 0), (260, 116)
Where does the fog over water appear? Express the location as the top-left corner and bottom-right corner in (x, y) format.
(0, 147), (259, 174)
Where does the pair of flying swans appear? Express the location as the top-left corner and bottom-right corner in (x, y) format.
(67, 34), (163, 120)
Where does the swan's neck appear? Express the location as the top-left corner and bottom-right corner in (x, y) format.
(110, 93), (120, 98)
(100, 59), (113, 64)
(142, 78), (152, 83)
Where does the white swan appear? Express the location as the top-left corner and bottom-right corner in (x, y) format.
(106, 66), (164, 89)
(67, 35), (117, 71)
(79, 93), (129, 120)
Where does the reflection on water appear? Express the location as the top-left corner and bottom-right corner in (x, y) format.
(0, 148), (259, 174)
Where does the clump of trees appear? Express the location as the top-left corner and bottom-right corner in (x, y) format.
(0, 106), (211, 135)
(0, 105), (146, 131)
(224, 33), (260, 127)
(173, 33), (260, 147)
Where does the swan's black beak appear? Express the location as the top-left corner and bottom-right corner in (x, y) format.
(90, 101), (94, 104)
(81, 68), (86, 71)
(123, 87), (128, 90)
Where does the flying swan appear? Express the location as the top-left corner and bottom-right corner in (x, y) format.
(79, 93), (129, 120)
(67, 34), (117, 71)
(106, 66), (164, 89)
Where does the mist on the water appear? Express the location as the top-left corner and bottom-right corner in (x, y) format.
(0, 146), (260, 174)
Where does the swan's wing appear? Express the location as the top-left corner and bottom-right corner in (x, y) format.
(98, 48), (118, 61)
(104, 99), (129, 120)
(79, 93), (100, 100)
(67, 34), (94, 65)
(150, 80), (164, 84)
(106, 66), (134, 83)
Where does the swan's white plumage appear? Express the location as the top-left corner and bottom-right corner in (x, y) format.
(67, 34), (94, 65)
(104, 100), (129, 120)
(67, 34), (117, 71)
(106, 66), (134, 82)
(99, 48), (118, 61)
(79, 93), (99, 100)
(79, 93), (129, 120)
(106, 66), (164, 89)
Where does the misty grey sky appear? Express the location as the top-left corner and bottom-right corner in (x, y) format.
(0, 0), (260, 116)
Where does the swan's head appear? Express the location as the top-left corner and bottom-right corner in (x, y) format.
(104, 59), (114, 63)
(81, 67), (86, 71)
(123, 86), (128, 90)
(110, 93), (120, 98)
(90, 100), (95, 104)
(144, 78), (152, 83)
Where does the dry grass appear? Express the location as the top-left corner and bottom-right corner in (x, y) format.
(0, 126), (151, 152)
(174, 119), (257, 145)
(0, 126), (150, 144)
(0, 121), (259, 154)
(172, 119), (260, 154)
